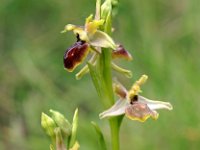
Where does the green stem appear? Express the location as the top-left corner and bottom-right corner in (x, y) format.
(100, 47), (120, 150)
(101, 7), (120, 150)
(94, 0), (121, 149)
(101, 48), (114, 105)
(109, 118), (120, 150)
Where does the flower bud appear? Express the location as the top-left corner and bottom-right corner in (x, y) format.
(41, 112), (57, 138)
(101, 0), (112, 20)
(50, 109), (72, 137)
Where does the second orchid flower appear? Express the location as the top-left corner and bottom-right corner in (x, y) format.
(100, 75), (173, 122)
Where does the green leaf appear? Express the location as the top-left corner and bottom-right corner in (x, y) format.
(91, 121), (107, 150)
(68, 109), (79, 148)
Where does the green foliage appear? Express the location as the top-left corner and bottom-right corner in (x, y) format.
(68, 109), (79, 149)
(91, 121), (107, 150)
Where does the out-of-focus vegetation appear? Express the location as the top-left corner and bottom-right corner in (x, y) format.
(0, 0), (200, 149)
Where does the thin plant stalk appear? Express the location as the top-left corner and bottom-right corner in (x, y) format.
(98, 1), (121, 149)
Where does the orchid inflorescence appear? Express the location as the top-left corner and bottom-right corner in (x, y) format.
(42, 0), (173, 150)
(62, 2), (172, 122)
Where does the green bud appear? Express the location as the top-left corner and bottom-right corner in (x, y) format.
(50, 109), (72, 137)
(101, 0), (112, 20)
(41, 112), (57, 138)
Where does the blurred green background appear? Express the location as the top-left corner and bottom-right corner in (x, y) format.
(0, 0), (200, 149)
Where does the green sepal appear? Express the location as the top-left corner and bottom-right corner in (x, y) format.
(89, 30), (117, 50)
(91, 121), (107, 150)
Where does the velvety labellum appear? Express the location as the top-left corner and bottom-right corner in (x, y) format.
(64, 41), (89, 72)
(125, 102), (158, 122)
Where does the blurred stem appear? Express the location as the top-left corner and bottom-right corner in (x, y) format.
(100, 48), (114, 105)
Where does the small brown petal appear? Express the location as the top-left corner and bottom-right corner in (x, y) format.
(112, 45), (132, 61)
(64, 41), (89, 72)
(125, 102), (158, 122)
(113, 83), (128, 99)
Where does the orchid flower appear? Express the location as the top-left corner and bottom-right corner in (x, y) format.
(62, 14), (133, 80)
(100, 75), (173, 122)
(62, 14), (117, 50)
(62, 14), (118, 72)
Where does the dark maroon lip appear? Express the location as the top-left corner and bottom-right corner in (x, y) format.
(64, 41), (89, 71)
